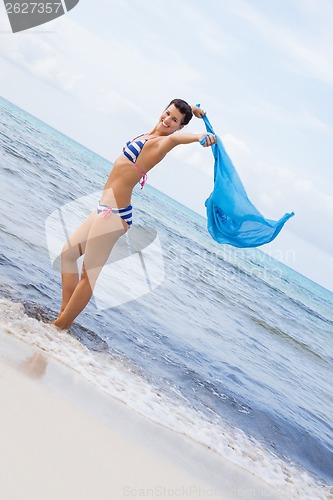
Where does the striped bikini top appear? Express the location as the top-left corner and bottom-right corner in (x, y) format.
(123, 135), (148, 163)
(122, 134), (155, 189)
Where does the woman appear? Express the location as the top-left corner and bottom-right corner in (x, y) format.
(54, 99), (216, 329)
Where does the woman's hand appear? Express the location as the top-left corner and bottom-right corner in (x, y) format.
(191, 105), (206, 118)
(198, 133), (216, 147)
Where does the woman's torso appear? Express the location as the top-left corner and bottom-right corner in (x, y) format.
(100, 134), (168, 207)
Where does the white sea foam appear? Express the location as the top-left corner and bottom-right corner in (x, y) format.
(0, 298), (332, 500)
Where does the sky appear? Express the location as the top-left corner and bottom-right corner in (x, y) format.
(0, 0), (332, 292)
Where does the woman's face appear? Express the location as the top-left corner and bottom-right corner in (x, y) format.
(157, 104), (185, 134)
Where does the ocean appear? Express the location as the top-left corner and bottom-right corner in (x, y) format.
(0, 96), (332, 499)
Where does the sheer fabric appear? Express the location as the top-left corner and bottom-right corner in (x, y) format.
(203, 115), (294, 248)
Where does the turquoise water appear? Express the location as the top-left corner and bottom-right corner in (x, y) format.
(1, 96), (332, 498)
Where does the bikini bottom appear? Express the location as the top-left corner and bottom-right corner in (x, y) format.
(97, 202), (132, 226)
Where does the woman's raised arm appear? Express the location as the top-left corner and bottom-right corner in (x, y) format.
(191, 104), (206, 119)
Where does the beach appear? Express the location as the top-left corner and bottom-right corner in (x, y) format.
(0, 328), (284, 500)
(1, 96), (332, 499)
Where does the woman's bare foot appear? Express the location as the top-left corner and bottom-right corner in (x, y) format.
(53, 317), (73, 330)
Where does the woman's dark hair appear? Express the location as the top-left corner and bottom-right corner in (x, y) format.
(166, 98), (193, 125)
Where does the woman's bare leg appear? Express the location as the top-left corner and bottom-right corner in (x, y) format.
(54, 212), (127, 329)
(57, 212), (95, 315)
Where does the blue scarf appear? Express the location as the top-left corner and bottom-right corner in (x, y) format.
(203, 114), (294, 248)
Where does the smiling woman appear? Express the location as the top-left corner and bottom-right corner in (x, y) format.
(53, 99), (216, 330)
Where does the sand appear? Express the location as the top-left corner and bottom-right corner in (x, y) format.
(0, 330), (283, 500)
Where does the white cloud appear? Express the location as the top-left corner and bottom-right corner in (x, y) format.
(299, 108), (333, 136)
(223, 134), (252, 156)
(224, 0), (333, 85)
(170, 143), (212, 177)
(232, 90), (333, 145)
(0, 13), (199, 120)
